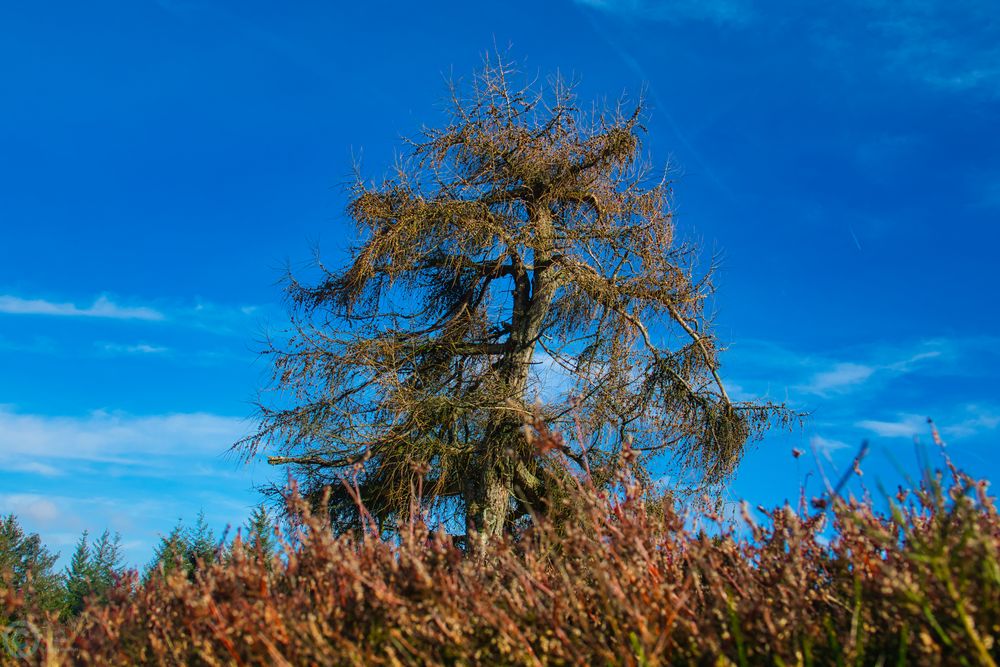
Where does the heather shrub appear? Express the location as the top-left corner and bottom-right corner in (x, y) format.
(2, 437), (998, 665)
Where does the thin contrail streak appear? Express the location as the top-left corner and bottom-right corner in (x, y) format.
(849, 226), (863, 251)
(578, 6), (737, 203)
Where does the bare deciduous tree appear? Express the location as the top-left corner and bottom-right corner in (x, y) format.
(237, 57), (792, 540)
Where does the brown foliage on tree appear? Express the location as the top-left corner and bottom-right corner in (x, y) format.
(236, 57), (792, 539)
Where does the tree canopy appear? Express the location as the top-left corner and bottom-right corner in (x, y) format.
(144, 512), (219, 582)
(0, 514), (63, 619)
(64, 529), (124, 616)
(238, 57), (792, 539)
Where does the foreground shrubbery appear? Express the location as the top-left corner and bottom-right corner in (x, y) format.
(3, 440), (999, 665)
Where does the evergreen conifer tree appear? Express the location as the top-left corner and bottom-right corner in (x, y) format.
(186, 511), (218, 567)
(90, 529), (124, 593)
(63, 530), (93, 616)
(240, 506), (278, 566)
(145, 521), (189, 582)
(63, 529), (123, 615)
(145, 513), (219, 582)
(0, 514), (64, 619)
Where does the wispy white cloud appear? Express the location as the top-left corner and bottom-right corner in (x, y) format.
(0, 403), (279, 567)
(856, 407), (1000, 442)
(531, 350), (580, 402)
(856, 413), (927, 438)
(866, 0), (1000, 96)
(805, 0), (1000, 97)
(0, 491), (242, 567)
(884, 350), (942, 372)
(99, 342), (170, 355)
(0, 294), (165, 321)
(188, 298), (268, 335)
(940, 406), (1000, 440)
(0, 291), (269, 341)
(0, 335), (58, 354)
(0, 407), (249, 468)
(810, 434), (851, 457)
(575, 0), (752, 25)
(802, 363), (876, 395)
(796, 346), (942, 397)
(6, 461), (63, 477)
(0, 494), (60, 523)
(0, 408), (269, 565)
(578, 0), (1000, 96)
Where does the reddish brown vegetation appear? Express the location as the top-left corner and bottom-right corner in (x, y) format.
(4, 437), (999, 666)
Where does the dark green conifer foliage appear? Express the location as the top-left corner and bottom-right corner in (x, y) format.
(241, 506), (278, 566)
(64, 529), (125, 615)
(0, 514), (64, 619)
(145, 521), (190, 582)
(63, 531), (92, 616)
(187, 511), (217, 566)
(90, 530), (124, 592)
(145, 513), (220, 582)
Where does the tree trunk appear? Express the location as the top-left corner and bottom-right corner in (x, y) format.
(468, 203), (560, 541)
(482, 465), (511, 539)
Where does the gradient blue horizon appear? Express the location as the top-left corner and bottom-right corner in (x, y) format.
(1, 0), (997, 568)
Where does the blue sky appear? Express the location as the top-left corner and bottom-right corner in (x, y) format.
(1, 0), (997, 567)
